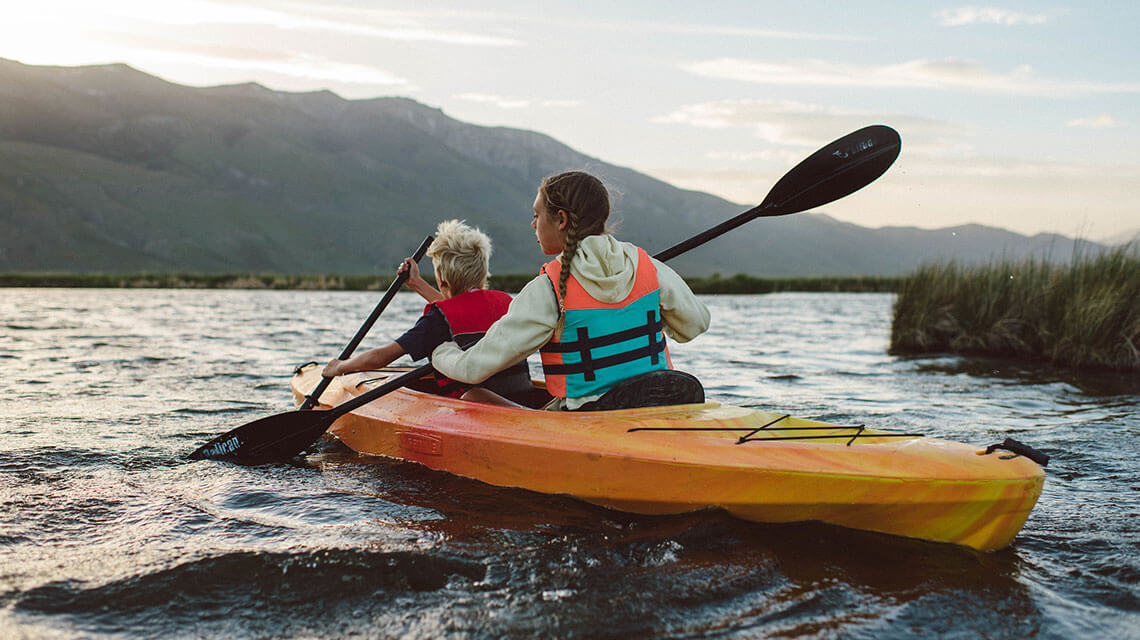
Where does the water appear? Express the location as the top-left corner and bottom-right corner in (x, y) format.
(2, 288), (1138, 638)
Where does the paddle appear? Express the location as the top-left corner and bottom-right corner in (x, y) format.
(298, 234), (435, 411)
(187, 363), (434, 461)
(186, 234), (433, 461)
(655, 124), (901, 261)
(187, 124), (901, 463)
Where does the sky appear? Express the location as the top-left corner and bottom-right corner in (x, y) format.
(2, 0), (1138, 241)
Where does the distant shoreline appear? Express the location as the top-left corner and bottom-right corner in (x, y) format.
(0, 273), (900, 294)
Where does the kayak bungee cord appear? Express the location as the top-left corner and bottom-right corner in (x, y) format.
(629, 414), (926, 446)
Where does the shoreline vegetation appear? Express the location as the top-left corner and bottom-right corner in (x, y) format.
(0, 273), (900, 294)
(7, 247), (1136, 371)
(890, 244), (1140, 371)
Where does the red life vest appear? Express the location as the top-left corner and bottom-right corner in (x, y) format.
(428, 289), (531, 399)
(539, 247), (671, 399)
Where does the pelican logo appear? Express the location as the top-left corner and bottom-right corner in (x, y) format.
(399, 431), (443, 455)
(832, 137), (876, 159)
(203, 435), (241, 457)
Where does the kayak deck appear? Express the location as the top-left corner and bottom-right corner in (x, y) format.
(292, 365), (1044, 551)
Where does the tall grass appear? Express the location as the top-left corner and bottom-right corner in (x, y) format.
(890, 244), (1140, 371)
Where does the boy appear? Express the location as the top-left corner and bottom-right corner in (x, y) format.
(324, 219), (533, 403)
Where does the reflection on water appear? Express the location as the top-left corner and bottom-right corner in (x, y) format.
(1, 289), (1137, 638)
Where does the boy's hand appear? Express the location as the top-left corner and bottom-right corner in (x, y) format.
(399, 256), (443, 303)
(398, 257), (424, 288)
(322, 359), (344, 377)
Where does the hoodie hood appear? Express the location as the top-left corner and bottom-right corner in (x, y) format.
(563, 234), (641, 304)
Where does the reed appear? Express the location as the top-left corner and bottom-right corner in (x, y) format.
(890, 244), (1140, 370)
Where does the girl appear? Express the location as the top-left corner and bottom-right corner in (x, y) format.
(431, 171), (709, 410)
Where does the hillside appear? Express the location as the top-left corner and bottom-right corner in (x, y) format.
(0, 58), (1104, 277)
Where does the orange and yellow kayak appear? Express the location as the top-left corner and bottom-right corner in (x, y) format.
(292, 365), (1044, 551)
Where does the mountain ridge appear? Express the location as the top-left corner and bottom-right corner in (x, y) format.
(0, 58), (1106, 276)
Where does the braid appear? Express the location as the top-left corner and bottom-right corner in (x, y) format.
(554, 208), (584, 339)
(539, 171), (612, 340)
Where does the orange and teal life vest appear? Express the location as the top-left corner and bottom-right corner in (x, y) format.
(539, 247), (671, 398)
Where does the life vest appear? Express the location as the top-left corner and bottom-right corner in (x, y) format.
(539, 247), (671, 398)
(428, 289), (532, 400)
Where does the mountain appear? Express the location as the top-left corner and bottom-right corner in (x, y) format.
(0, 58), (1106, 277)
(1104, 229), (1140, 247)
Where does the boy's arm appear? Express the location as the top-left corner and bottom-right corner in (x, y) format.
(324, 342), (406, 377)
(431, 276), (557, 384)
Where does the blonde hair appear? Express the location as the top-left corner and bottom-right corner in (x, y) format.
(427, 219), (492, 294)
(539, 171), (611, 336)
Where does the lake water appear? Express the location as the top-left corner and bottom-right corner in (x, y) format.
(2, 288), (1138, 638)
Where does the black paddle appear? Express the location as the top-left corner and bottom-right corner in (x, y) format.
(187, 363), (434, 461)
(298, 234), (435, 411)
(656, 124), (901, 261)
(186, 234), (434, 461)
(187, 125), (901, 463)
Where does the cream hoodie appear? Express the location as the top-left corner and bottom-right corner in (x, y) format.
(430, 234), (710, 409)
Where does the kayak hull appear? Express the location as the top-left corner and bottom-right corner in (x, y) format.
(293, 366), (1044, 551)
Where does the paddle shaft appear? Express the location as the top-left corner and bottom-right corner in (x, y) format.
(654, 202), (779, 262)
(299, 234), (434, 410)
(314, 363), (436, 420)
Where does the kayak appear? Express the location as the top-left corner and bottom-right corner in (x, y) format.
(291, 364), (1045, 551)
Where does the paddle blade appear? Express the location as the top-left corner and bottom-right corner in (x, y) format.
(760, 124), (901, 216)
(186, 410), (337, 463)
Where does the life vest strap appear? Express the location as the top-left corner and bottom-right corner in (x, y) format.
(540, 312), (664, 353)
(540, 340), (667, 377)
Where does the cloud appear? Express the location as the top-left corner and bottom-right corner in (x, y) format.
(183, 52), (411, 88)
(934, 6), (1048, 27)
(252, 55), (410, 87)
(904, 155), (1121, 179)
(454, 93), (582, 109)
(680, 57), (1140, 96)
(625, 22), (869, 42)
(88, 30), (297, 63)
(654, 99), (965, 154)
(20, 0), (522, 47)
(1066, 114), (1123, 129)
(200, 0), (523, 46)
(454, 92), (530, 109)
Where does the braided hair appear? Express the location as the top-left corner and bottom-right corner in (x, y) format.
(539, 171), (611, 337)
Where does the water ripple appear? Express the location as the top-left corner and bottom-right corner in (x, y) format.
(1, 289), (1137, 639)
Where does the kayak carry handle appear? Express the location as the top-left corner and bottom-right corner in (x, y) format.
(984, 438), (1049, 467)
